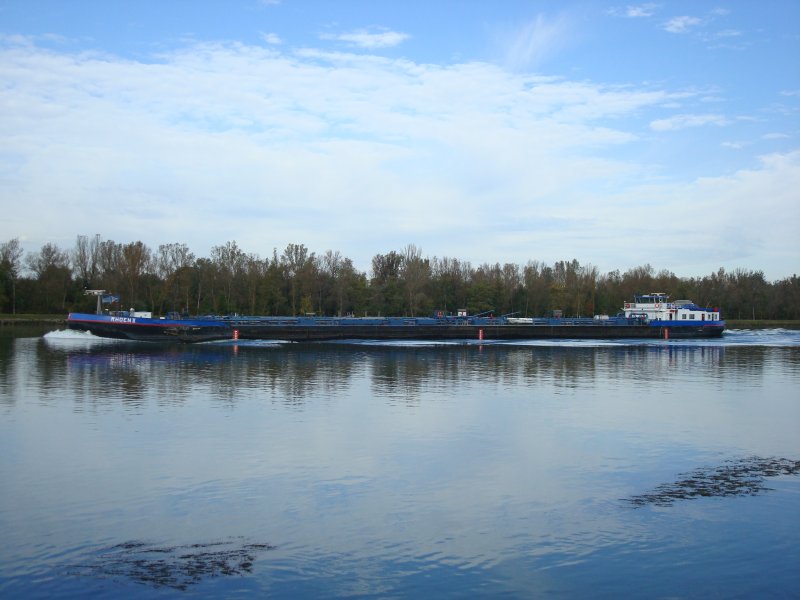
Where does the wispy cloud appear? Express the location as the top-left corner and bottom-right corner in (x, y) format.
(611, 4), (659, 18)
(650, 113), (728, 131)
(502, 13), (573, 70)
(320, 28), (409, 49)
(661, 8), (741, 44)
(713, 29), (742, 39)
(260, 32), (282, 45)
(663, 15), (702, 34)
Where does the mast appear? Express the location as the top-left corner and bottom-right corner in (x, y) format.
(84, 290), (106, 315)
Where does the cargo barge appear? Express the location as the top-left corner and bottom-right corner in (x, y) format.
(66, 293), (724, 343)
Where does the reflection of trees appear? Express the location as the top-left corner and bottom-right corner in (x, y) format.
(223, 345), (358, 407)
(0, 333), (18, 406)
(46, 342), (359, 408)
(368, 345), (729, 399)
(369, 347), (474, 403)
(31, 342), (774, 410)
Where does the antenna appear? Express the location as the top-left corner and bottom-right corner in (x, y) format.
(84, 289), (106, 315)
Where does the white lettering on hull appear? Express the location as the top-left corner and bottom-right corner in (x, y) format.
(109, 317), (136, 324)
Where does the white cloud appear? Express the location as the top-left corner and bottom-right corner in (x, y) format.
(0, 39), (797, 278)
(625, 4), (659, 18)
(713, 29), (742, 39)
(663, 15), (701, 33)
(260, 32), (282, 45)
(607, 4), (658, 18)
(650, 113), (728, 131)
(320, 28), (409, 49)
(762, 132), (790, 140)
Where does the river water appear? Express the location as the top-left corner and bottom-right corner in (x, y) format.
(1, 327), (798, 598)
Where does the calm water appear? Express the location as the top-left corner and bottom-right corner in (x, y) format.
(1, 327), (799, 598)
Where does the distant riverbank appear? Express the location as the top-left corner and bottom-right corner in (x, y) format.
(726, 319), (800, 329)
(2, 314), (799, 330)
(1, 315), (66, 326)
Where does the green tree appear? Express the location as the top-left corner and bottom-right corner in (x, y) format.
(118, 241), (152, 309)
(522, 260), (552, 317)
(370, 251), (404, 316)
(156, 242), (195, 313)
(0, 238), (24, 314)
(430, 256), (472, 313)
(211, 241), (246, 313)
(281, 243), (314, 315)
(25, 242), (72, 313)
(401, 244), (431, 316)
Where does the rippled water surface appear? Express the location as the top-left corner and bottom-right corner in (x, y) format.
(1, 328), (799, 598)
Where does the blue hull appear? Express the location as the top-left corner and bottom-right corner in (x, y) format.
(67, 313), (725, 343)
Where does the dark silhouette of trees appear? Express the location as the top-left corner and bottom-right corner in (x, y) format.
(0, 238), (24, 314)
(23, 242), (72, 313)
(281, 243), (314, 315)
(430, 256), (471, 313)
(401, 244), (430, 316)
(0, 234), (797, 321)
(72, 234), (101, 289)
(211, 241), (246, 313)
(156, 242), (195, 314)
(370, 251), (404, 316)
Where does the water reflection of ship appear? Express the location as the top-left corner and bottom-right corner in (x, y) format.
(667, 345), (724, 367)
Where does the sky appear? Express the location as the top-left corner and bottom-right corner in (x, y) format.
(1, 1), (798, 280)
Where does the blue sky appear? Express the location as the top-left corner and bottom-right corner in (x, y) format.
(1, 1), (798, 279)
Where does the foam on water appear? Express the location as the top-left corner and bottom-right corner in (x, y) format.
(316, 329), (800, 349)
(35, 326), (800, 349)
(43, 329), (114, 344)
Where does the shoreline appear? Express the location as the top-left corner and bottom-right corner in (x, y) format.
(1, 316), (67, 326)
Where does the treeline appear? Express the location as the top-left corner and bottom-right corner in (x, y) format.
(1, 235), (798, 319)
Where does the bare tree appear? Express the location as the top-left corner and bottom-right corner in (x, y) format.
(118, 241), (151, 308)
(157, 242), (195, 312)
(72, 234), (101, 288)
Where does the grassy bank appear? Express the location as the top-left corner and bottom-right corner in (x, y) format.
(725, 319), (800, 329)
(0, 314), (66, 326)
